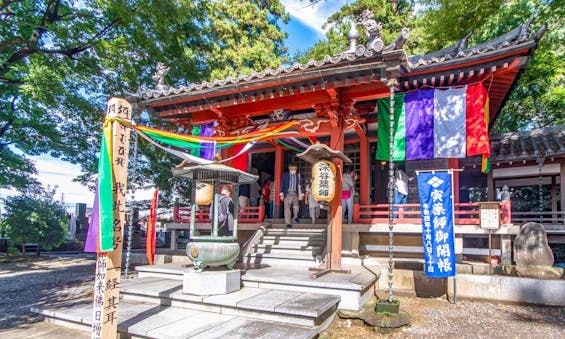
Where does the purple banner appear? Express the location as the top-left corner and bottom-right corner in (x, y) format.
(200, 123), (215, 160)
(405, 89), (434, 160)
(84, 183), (99, 253)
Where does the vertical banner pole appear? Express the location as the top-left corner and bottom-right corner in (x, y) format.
(91, 98), (131, 339)
(488, 229), (492, 275)
(450, 170), (457, 304)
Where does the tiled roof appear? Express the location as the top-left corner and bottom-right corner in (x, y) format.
(137, 45), (391, 101)
(408, 20), (542, 69)
(135, 21), (543, 102)
(489, 125), (565, 161)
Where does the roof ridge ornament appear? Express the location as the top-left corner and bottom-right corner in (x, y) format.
(152, 62), (170, 91)
(358, 9), (383, 52)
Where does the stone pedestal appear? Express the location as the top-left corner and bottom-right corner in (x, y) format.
(183, 269), (241, 296)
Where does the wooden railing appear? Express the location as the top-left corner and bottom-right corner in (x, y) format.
(353, 203), (481, 225)
(511, 211), (565, 229)
(173, 205), (265, 224)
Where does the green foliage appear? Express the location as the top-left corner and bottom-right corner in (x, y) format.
(0, 0), (288, 194)
(1, 186), (68, 254)
(7, 246), (20, 256)
(296, 0), (424, 62)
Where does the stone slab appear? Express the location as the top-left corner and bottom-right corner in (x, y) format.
(135, 262), (188, 275)
(191, 317), (317, 339)
(274, 292), (340, 317)
(202, 287), (269, 307)
(119, 305), (197, 337)
(242, 265), (375, 291)
(122, 278), (183, 297)
(146, 311), (234, 339)
(236, 290), (301, 312)
(183, 269), (241, 296)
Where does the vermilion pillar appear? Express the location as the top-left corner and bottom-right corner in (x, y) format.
(274, 144), (284, 218)
(330, 117), (344, 267)
(355, 124), (369, 205)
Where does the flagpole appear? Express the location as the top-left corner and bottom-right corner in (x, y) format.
(449, 169), (457, 304)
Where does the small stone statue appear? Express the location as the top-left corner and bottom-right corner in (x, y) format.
(358, 9), (383, 52)
(152, 62), (170, 91)
(513, 222), (554, 266)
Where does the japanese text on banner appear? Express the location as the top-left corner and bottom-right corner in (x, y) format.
(417, 171), (456, 277)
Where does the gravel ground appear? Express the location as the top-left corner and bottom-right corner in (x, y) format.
(321, 293), (565, 338)
(0, 255), (95, 330)
(0, 256), (563, 338)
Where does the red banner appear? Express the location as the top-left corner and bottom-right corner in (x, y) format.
(146, 189), (159, 265)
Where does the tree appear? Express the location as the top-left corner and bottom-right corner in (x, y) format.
(0, 186), (68, 255)
(0, 0), (288, 195)
(417, 0), (564, 133)
(295, 0), (424, 63)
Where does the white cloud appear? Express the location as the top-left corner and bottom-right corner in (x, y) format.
(0, 155), (156, 208)
(281, 0), (351, 36)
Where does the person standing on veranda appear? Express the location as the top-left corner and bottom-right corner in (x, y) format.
(261, 178), (272, 218)
(280, 162), (303, 228)
(209, 186), (234, 236)
(341, 166), (357, 224)
(305, 178), (320, 224)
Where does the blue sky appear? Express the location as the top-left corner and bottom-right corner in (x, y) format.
(0, 1), (352, 206)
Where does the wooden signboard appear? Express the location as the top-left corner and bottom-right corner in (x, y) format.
(479, 202), (501, 230)
(91, 98), (131, 339)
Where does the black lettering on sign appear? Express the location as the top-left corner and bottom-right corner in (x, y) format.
(107, 104), (116, 115)
(106, 278), (120, 290)
(104, 310), (118, 325)
(113, 182), (126, 197)
(115, 157), (126, 167)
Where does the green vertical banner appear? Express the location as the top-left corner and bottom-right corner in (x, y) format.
(376, 93), (406, 161)
(190, 125), (201, 156)
(98, 121), (114, 252)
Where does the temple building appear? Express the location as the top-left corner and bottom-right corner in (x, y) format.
(131, 19), (562, 265)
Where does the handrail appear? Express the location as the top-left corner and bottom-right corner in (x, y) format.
(353, 202), (481, 225)
(174, 205), (265, 224)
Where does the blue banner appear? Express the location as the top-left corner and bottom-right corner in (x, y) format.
(417, 171), (456, 277)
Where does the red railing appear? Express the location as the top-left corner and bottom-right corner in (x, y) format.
(353, 203), (481, 225)
(174, 205), (265, 224)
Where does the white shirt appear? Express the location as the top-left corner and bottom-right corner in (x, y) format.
(395, 169), (409, 195)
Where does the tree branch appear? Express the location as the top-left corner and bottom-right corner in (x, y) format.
(0, 36), (24, 53)
(0, 0), (25, 13)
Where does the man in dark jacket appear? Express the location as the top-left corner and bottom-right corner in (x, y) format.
(210, 186), (234, 236)
(279, 162), (303, 228)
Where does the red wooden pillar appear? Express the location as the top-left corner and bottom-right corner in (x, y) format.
(274, 144), (284, 218)
(330, 120), (344, 267)
(355, 124), (369, 205)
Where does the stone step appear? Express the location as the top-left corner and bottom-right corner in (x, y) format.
(253, 246), (322, 257)
(242, 265), (378, 311)
(32, 299), (323, 339)
(119, 277), (339, 329)
(260, 238), (325, 246)
(254, 244), (322, 252)
(244, 252), (319, 265)
(261, 235), (325, 242)
(133, 263), (378, 311)
(265, 228), (326, 234)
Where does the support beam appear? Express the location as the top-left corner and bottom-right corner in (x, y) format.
(487, 169), (495, 201)
(354, 123), (369, 205)
(274, 144), (284, 218)
(448, 159), (460, 203)
(330, 116), (344, 268)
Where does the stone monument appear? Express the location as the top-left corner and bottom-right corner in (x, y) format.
(511, 222), (563, 279)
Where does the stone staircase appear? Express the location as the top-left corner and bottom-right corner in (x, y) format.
(242, 225), (327, 267)
(32, 276), (339, 339)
